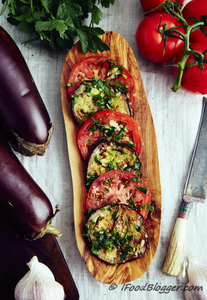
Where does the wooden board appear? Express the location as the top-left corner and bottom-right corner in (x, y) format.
(0, 212), (79, 300)
(60, 31), (161, 284)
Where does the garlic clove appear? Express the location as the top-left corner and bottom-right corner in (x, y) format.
(184, 255), (207, 300)
(14, 256), (65, 300)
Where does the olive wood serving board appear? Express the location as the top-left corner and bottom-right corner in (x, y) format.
(60, 31), (162, 284)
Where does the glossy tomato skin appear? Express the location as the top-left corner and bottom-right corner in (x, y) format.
(182, 0), (207, 43)
(77, 110), (142, 161)
(136, 13), (184, 63)
(67, 56), (136, 107)
(86, 170), (151, 220)
(174, 42), (207, 94)
(140, 0), (185, 13)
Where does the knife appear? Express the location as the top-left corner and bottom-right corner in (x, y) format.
(162, 97), (207, 276)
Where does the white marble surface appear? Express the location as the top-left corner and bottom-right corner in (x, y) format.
(1, 1), (206, 299)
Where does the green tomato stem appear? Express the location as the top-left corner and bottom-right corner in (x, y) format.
(159, 1), (205, 92)
(171, 21), (204, 92)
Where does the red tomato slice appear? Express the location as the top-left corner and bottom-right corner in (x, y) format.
(86, 170), (151, 220)
(77, 110), (142, 161)
(66, 56), (136, 107)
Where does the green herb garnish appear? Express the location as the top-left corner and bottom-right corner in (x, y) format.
(135, 224), (142, 232)
(140, 204), (154, 212)
(1, 0), (115, 52)
(136, 186), (148, 194)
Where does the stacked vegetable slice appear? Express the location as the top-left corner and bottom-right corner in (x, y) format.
(67, 56), (154, 264)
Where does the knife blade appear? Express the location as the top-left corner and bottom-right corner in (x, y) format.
(162, 97), (207, 276)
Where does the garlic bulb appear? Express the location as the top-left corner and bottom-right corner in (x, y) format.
(14, 256), (65, 300)
(184, 255), (207, 300)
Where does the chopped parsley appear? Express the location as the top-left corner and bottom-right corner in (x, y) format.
(136, 186), (148, 194)
(128, 197), (137, 210)
(135, 224), (142, 232)
(140, 204), (154, 212)
(112, 205), (121, 220)
(105, 59), (124, 75)
(126, 140), (135, 148)
(120, 245), (133, 261)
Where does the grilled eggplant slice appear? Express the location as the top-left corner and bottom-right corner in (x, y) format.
(71, 78), (131, 126)
(86, 141), (141, 189)
(85, 204), (149, 264)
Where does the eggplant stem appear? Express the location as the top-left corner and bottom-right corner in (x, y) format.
(33, 223), (62, 240)
(11, 120), (54, 156)
(32, 205), (62, 240)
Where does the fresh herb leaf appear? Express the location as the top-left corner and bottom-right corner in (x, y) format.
(91, 5), (102, 26)
(77, 26), (110, 53)
(140, 204), (154, 212)
(126, 140), (134, 148)
(120, 245), (133, 261)
(112, 204), (121, 220)
(100, 0), (115, 8)
(128, 197), (136, 210)
(135, 224), (142, 232)
(132, 176), (141, 183)
(136, 186), (148, 194)
(1, 0), (115, 52)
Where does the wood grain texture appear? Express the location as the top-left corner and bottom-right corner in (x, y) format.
(60, 31), (161, 284)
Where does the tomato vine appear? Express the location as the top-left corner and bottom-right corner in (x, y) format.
(138, 0), (207, 93)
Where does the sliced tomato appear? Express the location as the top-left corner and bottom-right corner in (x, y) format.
(86, 170), (151, 220)
(66, 56), (136, 107)
(77, 110), (142, 161)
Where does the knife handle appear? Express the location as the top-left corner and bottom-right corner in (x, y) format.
(162, 217), (188, 276)
(162, 199), (193, 276)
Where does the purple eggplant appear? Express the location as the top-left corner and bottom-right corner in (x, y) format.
(0, 26), (54, 156)
(0, 134), (61, 240)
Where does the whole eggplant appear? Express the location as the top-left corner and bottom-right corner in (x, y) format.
(0, 26), (54, 156)
(0, 134), (61, 240)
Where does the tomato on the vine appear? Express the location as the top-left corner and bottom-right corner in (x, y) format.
(174, 42), (207, 94)
(140, 0), (185, 13)
(136, 12), (185, 63)
(182, 0), (207, 43)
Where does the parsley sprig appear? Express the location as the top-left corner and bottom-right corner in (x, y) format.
(0, 0), (115, 52)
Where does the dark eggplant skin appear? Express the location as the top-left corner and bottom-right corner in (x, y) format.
(0, 134), (61, 240)
(0, 26), (54, 156)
